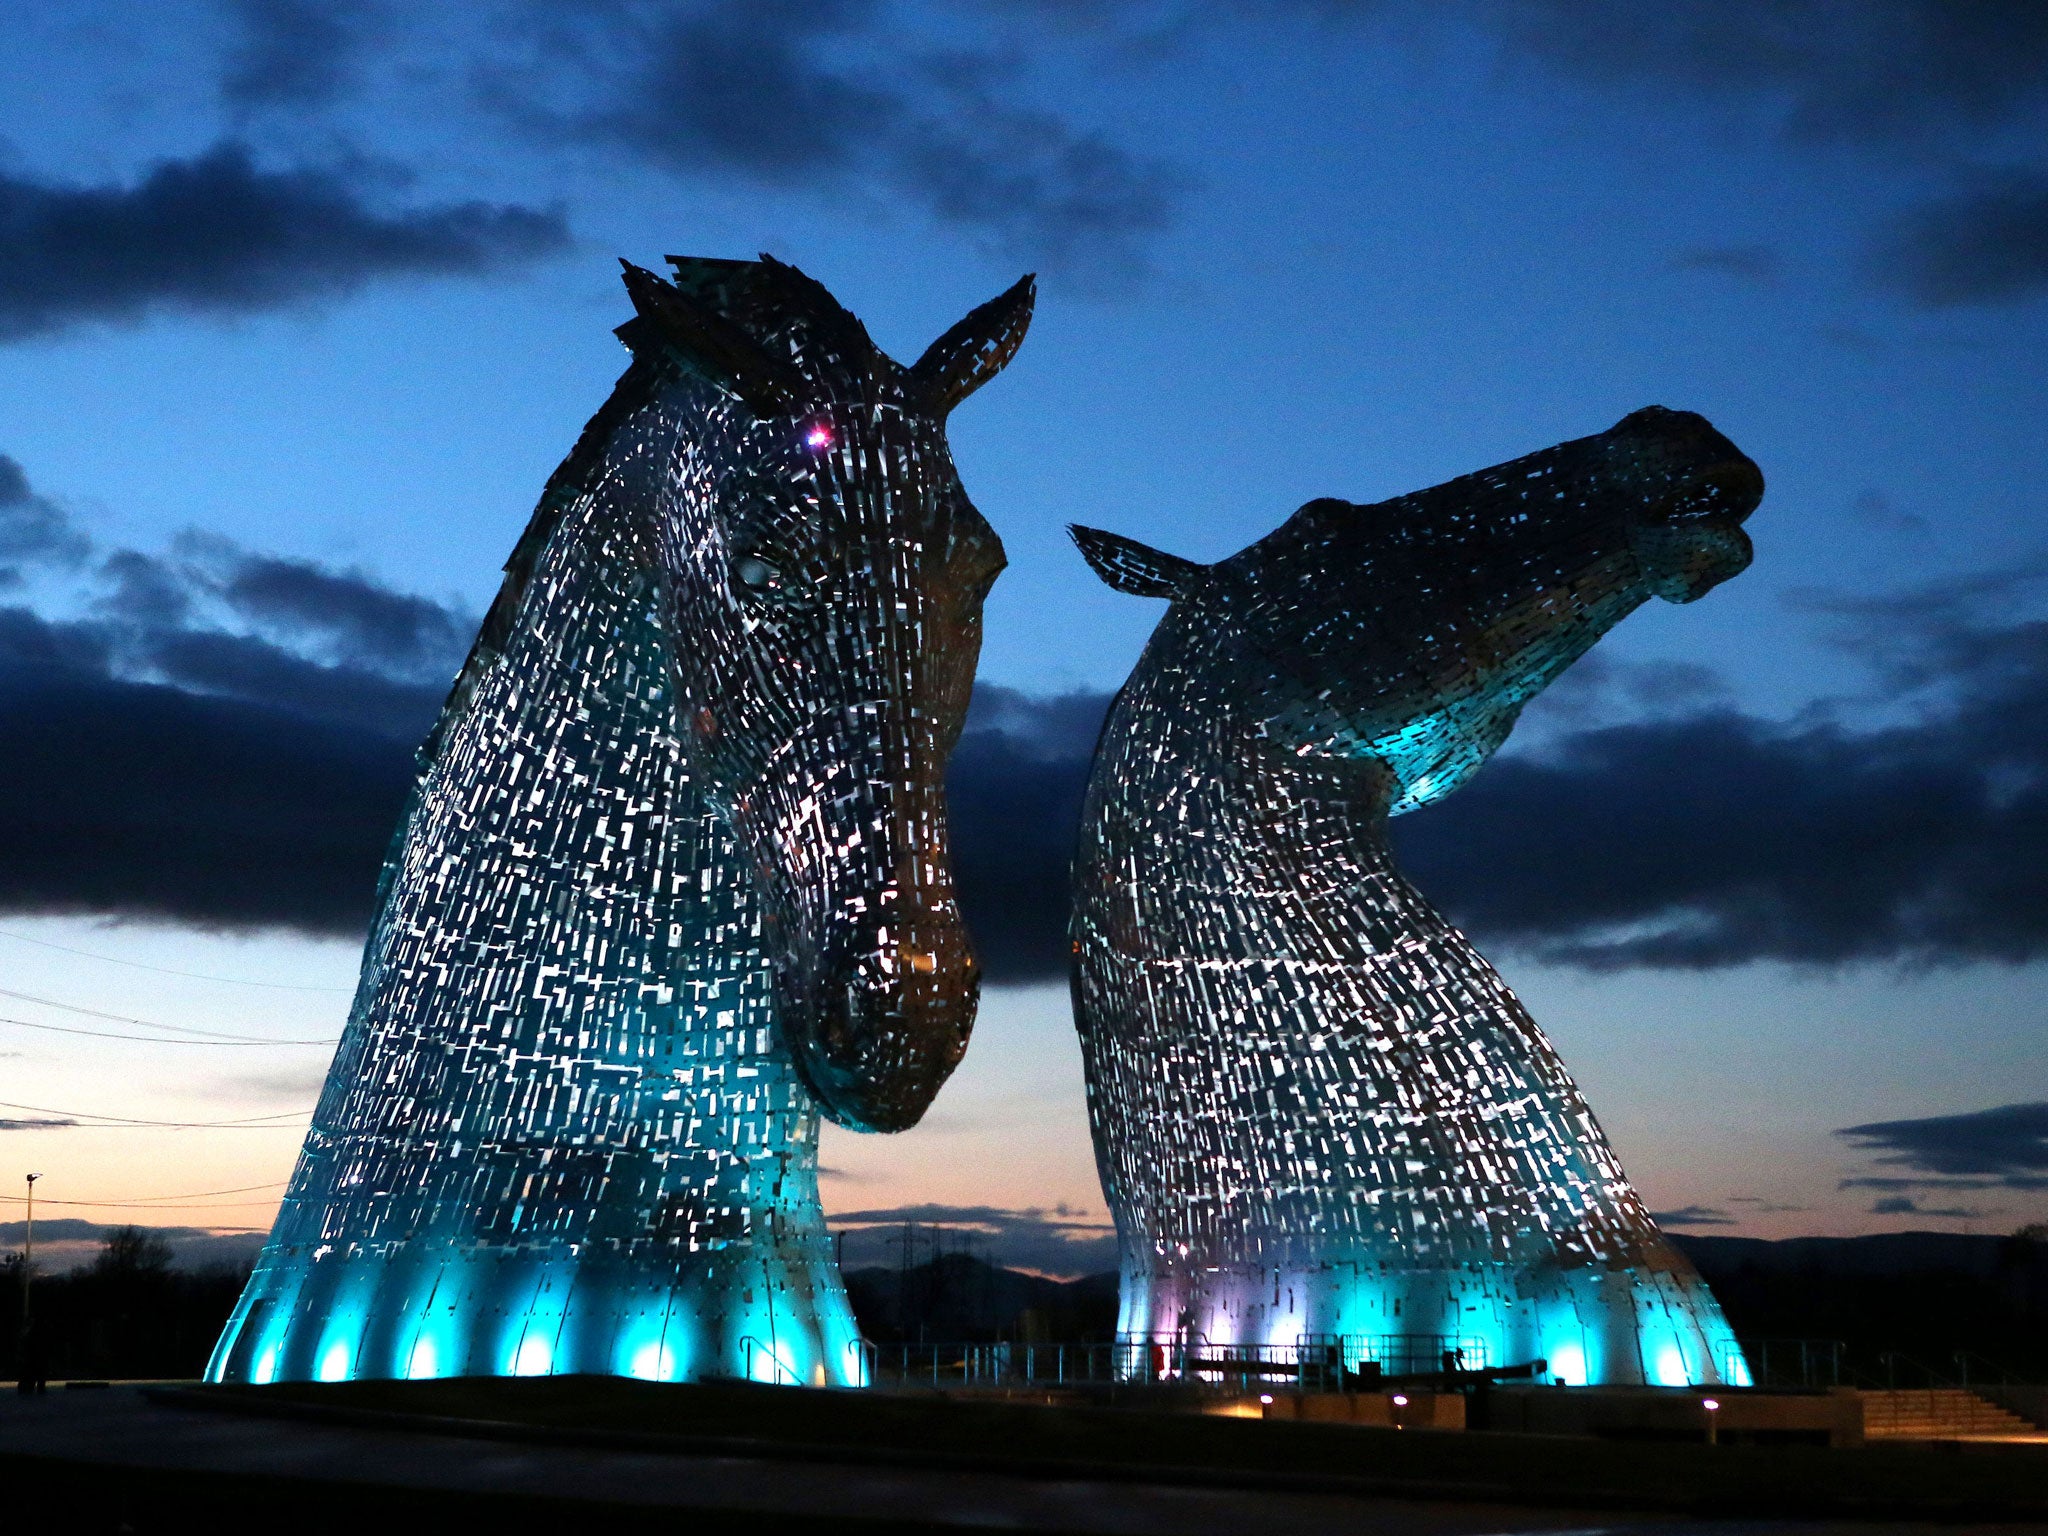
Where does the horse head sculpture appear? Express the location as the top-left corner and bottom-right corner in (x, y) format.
(1068, 407), (1764, 1387)
(623, 255), (1025, 1131)
(208, 255), (1030, 1387)
(1073, 406), (1759, 813)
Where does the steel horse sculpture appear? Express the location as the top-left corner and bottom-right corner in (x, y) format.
(209, 255), (1031, 1386)
(1070, 407), (1762, 1387)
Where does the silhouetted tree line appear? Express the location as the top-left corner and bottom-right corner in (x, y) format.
(2, 1228), (250, 1381)
(8, 1226), (2048, 1382)
(843, 1252), (1118, 1345)
(1678, 1228), (2048, 1383)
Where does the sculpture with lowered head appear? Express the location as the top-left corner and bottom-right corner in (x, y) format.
(209, 254), (1031, 1387)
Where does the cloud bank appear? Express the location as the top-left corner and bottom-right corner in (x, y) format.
(1443, 0), (2048, 307)
(0, 141), (570, 341)
(488, 0), (1178, 277)
(1837, 1101), (2048, 1189)
(3, 450), (2047, 983)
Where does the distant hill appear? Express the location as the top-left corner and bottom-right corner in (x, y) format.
(1672, 1230), (2048, 1381)
(843, 1253), (1118, 1343)
(1674, 1230), (2046, 1278)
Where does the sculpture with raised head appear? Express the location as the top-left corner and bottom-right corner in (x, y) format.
(1070, 407), (1762, 1387)
(208, 254), (1031, 1386)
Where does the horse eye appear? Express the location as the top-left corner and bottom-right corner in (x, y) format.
(733, 554), (778, 592)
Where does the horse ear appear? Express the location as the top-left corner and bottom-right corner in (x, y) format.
(909, 274), (1035, 415)
(617, 259), (807, 416)
(1069, 525), (1203, 599)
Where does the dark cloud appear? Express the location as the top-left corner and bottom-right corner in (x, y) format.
(138, 628), (446, 738)
(504, 1), (1176, 273)
(1476, 0), (2048, 146)
(1425, 2), (2048, 308)
(206, 547), (471, 677)
(1393, 596), (2048, 970)
(220, 0), (377, 110)
(97, 549), (194, 630)
(829, 1200), (1117, 1275)
(1836, 1102), (2048, 1187)
(0, 502), (454, 934)
(90, 536), (460, 734)
(950, 685), (1106, 981)
(1872, 167), (2048, 306)
(0, 654), (415, 934)
(1869, 1194), (1989, 1219)
(1670, 245), (1781, 285)
(1649, 1204), (1737, 1227)
(1849, 488), (1929, 536)
(0, 454), (89, 571)
(0, 1116), (76, 1131)
(0, 141), (571, 342)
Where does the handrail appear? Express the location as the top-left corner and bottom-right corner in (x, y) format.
(1878, 1350), (1958, 1390)
(739, 1335), (799, 1385)
(1952, 1349), (2019, 1387)
(861, 1336), (1545, 1394)
(1738, 1337), (1845, 1389)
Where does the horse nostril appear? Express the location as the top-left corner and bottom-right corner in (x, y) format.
(1649, 456), (1765, 526)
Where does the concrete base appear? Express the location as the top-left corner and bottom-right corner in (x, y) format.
(1258, 1386), (1864, 1447)
(1258, 1391), (1466, 1431)
(1484, 1385), (1862, 1447)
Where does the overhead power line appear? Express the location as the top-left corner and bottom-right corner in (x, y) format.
(0, 926), (352, 993)
(0, 986), (337, 1043)
(0, 1180), (289, 1208)
(0, 1098), (310, 1130)
(0, 1014), (336, 1047)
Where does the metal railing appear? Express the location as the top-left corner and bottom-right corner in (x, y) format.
(863, 1333), (1511, 1393)
(1952, 1350), (2019, 1388)
(739, 1336), (803, 1385)
(1740, 1338), (1845, 1389)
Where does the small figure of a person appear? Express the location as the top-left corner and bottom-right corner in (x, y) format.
(16, 1319), (47, 1396)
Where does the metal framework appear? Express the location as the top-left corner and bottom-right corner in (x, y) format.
(208, 254), (1032, 1386)
(1070, 407), (1764, 1387)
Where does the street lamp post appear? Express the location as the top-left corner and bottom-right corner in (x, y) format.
(15, 1173), (40, 1394)
(20, 1173), (38, 1327)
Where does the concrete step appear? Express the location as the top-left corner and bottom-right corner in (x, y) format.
(1860, 1389), (2033, 1439)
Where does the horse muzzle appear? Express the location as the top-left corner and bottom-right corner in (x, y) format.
(787, 909), (981, 1133)
(1614, 410), (1764, 604)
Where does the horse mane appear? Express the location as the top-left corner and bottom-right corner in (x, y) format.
(417, 350), (668, 774)
(419, 253), (889, 773)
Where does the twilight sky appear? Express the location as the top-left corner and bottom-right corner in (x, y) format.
(2, 1), (2046, 1274)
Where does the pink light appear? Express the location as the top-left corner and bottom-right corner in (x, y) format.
(1391, 1393), (1409, 1406)
(1702, 1398), (1721, 1411)
(1258, 1394), (1272, 1405)
(804, 422), (834, 450)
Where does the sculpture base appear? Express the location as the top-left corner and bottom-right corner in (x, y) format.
(1116, 1256), (1749, 1387)
(206, 1244), (866, 1388)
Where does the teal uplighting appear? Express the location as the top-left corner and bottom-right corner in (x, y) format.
(1070, 408), (1763, 1389)
(203, 255), (1026, 1391)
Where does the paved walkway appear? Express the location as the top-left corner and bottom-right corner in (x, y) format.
(0, 1385), (2020, 1535)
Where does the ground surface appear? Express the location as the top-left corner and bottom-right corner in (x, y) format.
(2, 1380), (2045, 1534)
